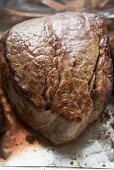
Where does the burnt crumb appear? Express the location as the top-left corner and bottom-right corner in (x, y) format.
(85, 163), (87, 166)
(70, 161), (74, 165)
(102, 164), (106, 167)
(26, 135), (36, 144)
(34, 149), (36, 152)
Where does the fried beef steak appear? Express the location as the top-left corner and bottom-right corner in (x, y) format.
(0, 12), (113, 144)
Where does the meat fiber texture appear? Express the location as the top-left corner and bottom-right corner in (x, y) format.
(0, 12), (113, 145)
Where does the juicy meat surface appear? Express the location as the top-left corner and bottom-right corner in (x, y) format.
(0, 12), (113, 144)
